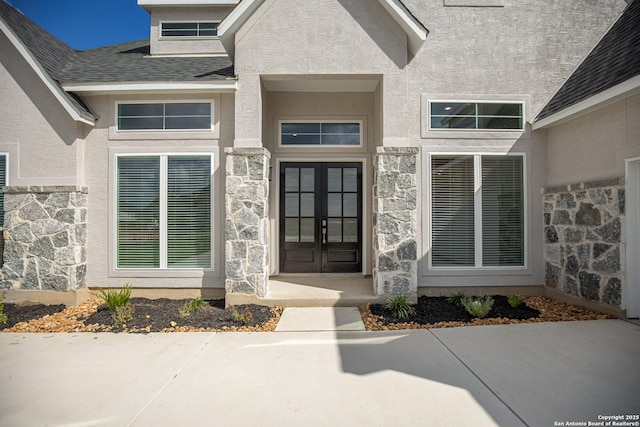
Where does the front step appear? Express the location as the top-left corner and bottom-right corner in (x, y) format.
(226, 275), (387, 307)
(275, 307), (366, 331)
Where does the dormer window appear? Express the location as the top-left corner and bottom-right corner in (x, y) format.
(160, 22), (218, 38)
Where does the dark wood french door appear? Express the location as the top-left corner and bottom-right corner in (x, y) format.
(279, 162), (362, 273)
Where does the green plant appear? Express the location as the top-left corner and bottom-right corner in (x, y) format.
(179, 297), (206, 318)
(447, 291), (466, 307)
(230, 306), (253, 325)
(507, 295), (523, 308)
(113, 304), (134, 326)
(94, 284), (132, 311)
(461, 296), (495, 319)
(384, 295), (416, 320)
(0, 293), (7, 325)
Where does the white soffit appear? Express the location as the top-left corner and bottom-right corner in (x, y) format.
(262, 79), (380, 93)
(62, 80), (238, 95)
(532, 74), (640, 130)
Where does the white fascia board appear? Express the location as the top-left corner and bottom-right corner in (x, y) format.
(532, 74), (640, 130)
(378, 0), (428, 55)
(217, 0), (264, 60)
(62, 80), (238, 95)
(138, 0), (239, 7)
(0, 20), (95, 126)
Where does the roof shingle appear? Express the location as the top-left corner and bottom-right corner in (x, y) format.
(536, 0), (640, 121)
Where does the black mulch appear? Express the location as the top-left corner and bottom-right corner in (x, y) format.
(1, 303), (66, 330)
(84, 298), (273, 332)
(370, 295), (540, 325)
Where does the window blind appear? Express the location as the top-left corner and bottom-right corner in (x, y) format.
(117, 157), (160, 268)
(481, 156), (524, 266)
(431, 156), (475, 267)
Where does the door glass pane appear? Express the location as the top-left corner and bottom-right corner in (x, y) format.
(285, 168), (299, 192)
(300, 193), (314, 217)
(285, 193), (299, 217)
(327, 193), (342, 217)
(285, 218), (299, 242)
(343, 168), (357, 192)
(300, 218), (315, 242)
(343, 193), (357, 217)
(343, 218), (358, 242)
(300, 168), (315, 191)
(328, 218), (342, 242)
(327, 168), (342, 192)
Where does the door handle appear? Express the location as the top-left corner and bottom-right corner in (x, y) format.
(321, 219), (327, 244)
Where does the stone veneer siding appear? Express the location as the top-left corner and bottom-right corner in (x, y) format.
(373, 147), (419, 296)
(0, 186), (88, 291)
(224, 147), (270, 297)
(543, 178), (625, 307)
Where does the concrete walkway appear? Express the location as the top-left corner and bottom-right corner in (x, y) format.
(1, 320), (639, 426)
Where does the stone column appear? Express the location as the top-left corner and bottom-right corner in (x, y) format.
(0, 186), (88, 291)
(224, 147), (270, 297)
(373, 147), (419, 298)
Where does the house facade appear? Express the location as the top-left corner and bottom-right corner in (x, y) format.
(0, 0), (638, 316)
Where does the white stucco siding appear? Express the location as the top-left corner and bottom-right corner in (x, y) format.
(82, 93), (234, 289)
(546, 95), (640, 186)
(0, 33), (83, 186)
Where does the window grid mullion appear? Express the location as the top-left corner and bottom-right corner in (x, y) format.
(159, 155), (168, 269)
(474, 155), (483, 267)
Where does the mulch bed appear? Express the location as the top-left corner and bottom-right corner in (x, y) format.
(1, 299), (282, 333)
(1, 294), (613, 333)
(361, 295), (613, 330)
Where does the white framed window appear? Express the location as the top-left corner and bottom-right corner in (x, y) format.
(429, 153), (526, 269)
(279, 121), (363, 147)
(115, 154), (213, 270)
(116, 102), (213, 131)
(429, 101), (524, 131)
(160, 21), (219, 38)
(0, 153), (7, 229)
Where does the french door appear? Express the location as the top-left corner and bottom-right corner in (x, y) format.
(279, 162), (362, 273)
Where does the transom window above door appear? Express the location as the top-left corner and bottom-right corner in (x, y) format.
(280, 122), (362, 146)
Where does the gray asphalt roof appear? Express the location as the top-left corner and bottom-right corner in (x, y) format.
(0, 0), (95, 121)
(59, 39), (234, 83)
(1, 0), (235, 123)
(536, 0), (640, 121)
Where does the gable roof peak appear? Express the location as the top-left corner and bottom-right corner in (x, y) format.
(218, 0), (428, 61)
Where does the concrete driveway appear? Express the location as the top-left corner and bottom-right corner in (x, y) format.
(1, 319), (639, 427)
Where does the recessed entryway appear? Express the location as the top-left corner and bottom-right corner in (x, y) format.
(279, 162), (363, 273)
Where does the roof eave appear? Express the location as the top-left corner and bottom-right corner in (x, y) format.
(377, 0), (428, 55)
(0, 19), (95, 126)
(62, 80), (238, 96)
(532, 74), (640, 130)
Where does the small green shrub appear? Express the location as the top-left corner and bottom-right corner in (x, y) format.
(230, 306), (253, 325)
(461, 296), (495, 319)
(0, 293), (7, 325)
(384, 295), (416, 320)
(446, 291), (466, 307)
(180, 297), (206, 318)
(94, 284), (132, 311)
(113, 304), (134, 326)
(507, 295), (523, 308)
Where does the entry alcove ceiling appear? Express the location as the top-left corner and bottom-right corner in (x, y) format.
(261, 75), (381, 93)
